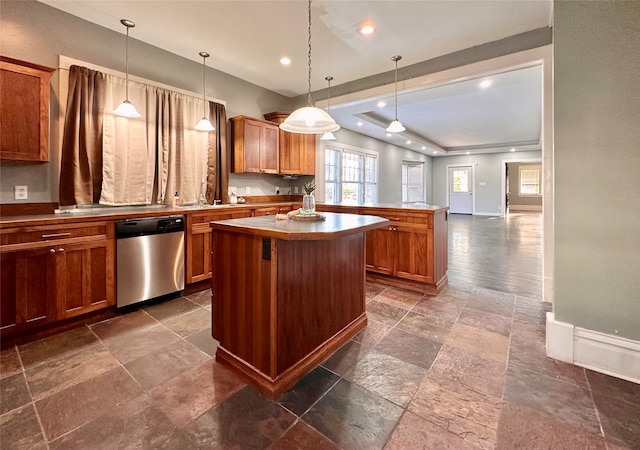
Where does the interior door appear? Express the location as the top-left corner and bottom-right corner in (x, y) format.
(449, 166), (473, 214)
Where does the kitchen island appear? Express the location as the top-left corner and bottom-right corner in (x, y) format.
(210, 212), (388, 398)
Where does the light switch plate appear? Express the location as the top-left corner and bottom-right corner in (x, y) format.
(14, 185), (28, 200)
(245, 186), (251, 195)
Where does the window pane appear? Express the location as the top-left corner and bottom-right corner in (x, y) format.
(519, 168), (540, 195)
(342, 151), (363, 182)
(452, 170), (469, 193)
(402, 162), (425, 202)
(342, 182), (362, 202)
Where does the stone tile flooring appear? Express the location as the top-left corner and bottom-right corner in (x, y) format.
(1, 284), (639, 449)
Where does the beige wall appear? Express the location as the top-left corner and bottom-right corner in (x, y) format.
(507, 162), (542, 208)
(554, 1), (640, 340)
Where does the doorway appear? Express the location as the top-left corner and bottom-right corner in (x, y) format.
(448, 165), (474, 214)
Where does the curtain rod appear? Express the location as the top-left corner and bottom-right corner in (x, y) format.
(59, 55), (226, 106)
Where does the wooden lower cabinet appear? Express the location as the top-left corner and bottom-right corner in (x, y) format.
(186, 209), (253, 284)
(319, 204), (448, 294)
(0, 248), (57, 334)
(365, 227), (394, 275)
(395, 225), (434, 283)
(0, 238), (115, 336)
(55, 240), (115, 319)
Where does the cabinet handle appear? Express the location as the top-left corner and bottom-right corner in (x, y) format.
(265, 212), (270, 215)
(42, 232), (72, 238)
(58, 248), (65, 252)
(50, 249), (56, 253)
(388, 217), (401, 221)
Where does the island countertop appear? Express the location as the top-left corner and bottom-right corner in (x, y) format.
(210, 212), (389, 241)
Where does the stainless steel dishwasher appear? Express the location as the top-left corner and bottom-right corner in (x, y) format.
(116, 215), (185, 308)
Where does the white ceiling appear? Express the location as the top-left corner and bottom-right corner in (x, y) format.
(40, 0), (552, 155)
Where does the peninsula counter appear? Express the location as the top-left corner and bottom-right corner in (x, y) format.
(210, 212), (388, 398)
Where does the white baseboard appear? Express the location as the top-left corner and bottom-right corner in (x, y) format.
(509, 204), (542, 212)
(473, 212), (502, 216)
(546, 312), (640, 384)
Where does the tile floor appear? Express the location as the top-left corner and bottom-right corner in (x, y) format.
(1, 283), (639, 449)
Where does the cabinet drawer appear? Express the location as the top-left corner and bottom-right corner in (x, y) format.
(1, 222), (112, 250)
(362, 209), (433, 228)
(190, 210), (252, 225)
(254, 207), (277, 217)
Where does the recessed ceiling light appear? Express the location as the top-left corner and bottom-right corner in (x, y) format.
(377, 100), (386, 108)
(510, 148), (516, 152)
(433, 151), (438, 154)
(406, 140), (412, 145)
(357, 121), (364, 127)
(359, 24), (375, 35)
(280, 57), (291, 65)
(386, 133), (392, 137)
(466, 151), (470, 155)
(479, 79), (492, 89)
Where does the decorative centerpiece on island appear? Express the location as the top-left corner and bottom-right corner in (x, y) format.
(302, 182), (316, 214)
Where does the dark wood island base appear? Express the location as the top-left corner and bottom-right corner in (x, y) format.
(210, 213), (388, 398)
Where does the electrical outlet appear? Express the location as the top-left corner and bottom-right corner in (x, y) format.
(275, 186), (280, 195)
(228, 186), (236, 195)
(245, 186), (251, 195)
(14, 185), (28, 200)
(294, 186), (299, 194)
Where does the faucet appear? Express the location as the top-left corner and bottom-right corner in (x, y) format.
(213, 199), (222, 206)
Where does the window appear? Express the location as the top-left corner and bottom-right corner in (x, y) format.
(324, 145), (378, 203)
(519, 167), (541, 195)
(402, 162), (425, 202)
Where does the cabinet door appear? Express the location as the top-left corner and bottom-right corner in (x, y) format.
(0, 248), (57, 335)
(186, 225), (212, 283)
(300, 134), (316, 176)
(395, 225), (434, 283)
(56, 240), (115, 319)
(0, 58), (54, 162)
(242, 119), (262, 173)
(261, 124), (279, 174)
(365, 227), (394, 275)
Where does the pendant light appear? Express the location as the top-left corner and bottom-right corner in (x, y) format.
(320, 76), (336, 141)
(113, 19), (141, 118)
(280, 0), (340, 134)
(195, 52), (215, 131)
(386, 55), (405, 133)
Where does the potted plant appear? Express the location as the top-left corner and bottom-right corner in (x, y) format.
(302, 182), (316, 214)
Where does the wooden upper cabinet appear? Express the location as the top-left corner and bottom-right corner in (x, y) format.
(264, 112), (316, 176)
(231, 116), (279, 174)
(0, 57), (55, 162)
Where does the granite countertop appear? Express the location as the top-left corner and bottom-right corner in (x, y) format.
(319, 202), (448, 212)
(0, 202), (283, 227)
(210, 212), (389, 241)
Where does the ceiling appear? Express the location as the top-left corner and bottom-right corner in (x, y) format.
(40, 0), (552, 156)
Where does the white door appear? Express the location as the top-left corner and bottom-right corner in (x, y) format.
(449, 166), (473, 214)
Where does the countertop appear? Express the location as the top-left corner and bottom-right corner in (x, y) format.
(320, 202), (448, 212)
(0, 201), (447, 228)
(210, 212), (389, 241)
(0, 203), (273, 228)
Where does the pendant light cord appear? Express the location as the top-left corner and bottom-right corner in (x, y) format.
(307, 0), (312, 106)
(325, 76), (333, 112)
(393, 56), (399, 121)
(125, 25), (130, 101)
(202, 54), (206, 116)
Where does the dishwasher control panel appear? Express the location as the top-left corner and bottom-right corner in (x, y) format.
(116, 215), (185, 238)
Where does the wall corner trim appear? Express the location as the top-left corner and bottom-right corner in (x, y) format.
(546, 312), (640, 384)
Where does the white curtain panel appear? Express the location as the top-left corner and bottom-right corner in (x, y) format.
(100, 75), (208, 206)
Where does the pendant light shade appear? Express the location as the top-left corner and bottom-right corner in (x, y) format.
(113, 19), (141, 118)
(385, 55), (404, 133)
(320, 76), (337, 140)
(195, 51), (215, 131)
(280, 0), (340, 134)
